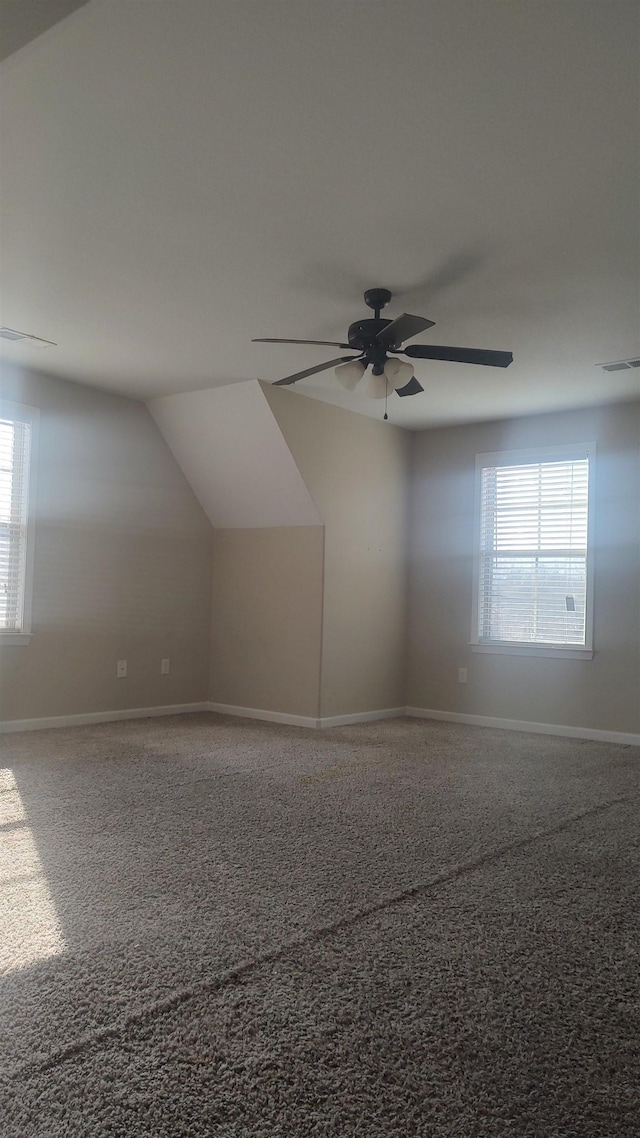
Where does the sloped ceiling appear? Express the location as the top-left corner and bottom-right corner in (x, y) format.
(0, 1), (638, 428)
(149, 381), (322, 528)
(0, 0), (89, 62)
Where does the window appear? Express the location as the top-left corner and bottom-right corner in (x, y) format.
(0, 402), (37, 645)
(472, 445), (595, 659)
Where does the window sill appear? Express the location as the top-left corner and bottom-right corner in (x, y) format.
(0, 633), (34, 647)
(470, 642), (593, 661)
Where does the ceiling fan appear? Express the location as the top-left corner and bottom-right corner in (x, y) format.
(253, 288), (513, 412)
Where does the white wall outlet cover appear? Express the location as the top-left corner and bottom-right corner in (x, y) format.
(458, 667), (468, 683)
(161, 658), (170, 674)
(117, 660), (127, 678)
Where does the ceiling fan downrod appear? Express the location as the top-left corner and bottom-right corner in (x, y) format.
(363, 287), (392, 321)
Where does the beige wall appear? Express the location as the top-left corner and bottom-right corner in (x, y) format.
(407, 400), (640, 734)
(264, 385), (411, 718)
(4, 364), (636, 736)
(0, 367), (213, 722)
(210, 526), (324, 719)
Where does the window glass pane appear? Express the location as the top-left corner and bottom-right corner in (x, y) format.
(480, 555), (586, 644)
(0, 417), (31, 631)
(478, 455), (590, 647)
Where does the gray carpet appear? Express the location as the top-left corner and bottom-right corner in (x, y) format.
(1, 714), (638, 1136)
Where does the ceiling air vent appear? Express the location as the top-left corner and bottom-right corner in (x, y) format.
(598, 357), (640, 372)
(0, 327), (56, 347)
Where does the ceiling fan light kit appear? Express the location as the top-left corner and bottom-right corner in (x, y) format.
(253, 288), (513, 416)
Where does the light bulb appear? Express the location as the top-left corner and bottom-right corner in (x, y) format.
(335, 360), (365, 390)
(384, 357), (414, 389)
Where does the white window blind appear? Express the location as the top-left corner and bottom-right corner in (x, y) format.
(0, 416), (32, 632)
(477, 453), (591, 648)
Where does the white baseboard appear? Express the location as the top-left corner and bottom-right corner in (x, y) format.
(318, 707), (405, 728)
(207, 703), (406, 730)
(0, 702), (210, 734)
(3, 699), (636, 746)
(406, 707), (640, 747)
(207, 702), (320, 729)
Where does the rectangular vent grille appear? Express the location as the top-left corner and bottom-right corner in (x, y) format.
(0, 327), (56, 347)
(599, 357), (640, 372)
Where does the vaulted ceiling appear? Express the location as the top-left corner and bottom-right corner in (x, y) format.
(1, 1), (638, 428)
(0, 0), (89, 62)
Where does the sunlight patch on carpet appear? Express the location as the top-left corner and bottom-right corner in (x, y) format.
(0, 768), (66, 972)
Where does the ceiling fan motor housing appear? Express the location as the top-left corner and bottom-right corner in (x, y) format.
(349, 287), (399, 363)
(347, 318), (393, 350)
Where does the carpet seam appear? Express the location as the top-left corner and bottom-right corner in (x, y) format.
(5, 791), (635, 1083)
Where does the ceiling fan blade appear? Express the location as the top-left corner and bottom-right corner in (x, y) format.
(395, 377), (425, 398)
(376, 313), (435, 348)
(403, 345), (513, 367)
(272, 356), (361, 386)
(253, 338), (352, 348)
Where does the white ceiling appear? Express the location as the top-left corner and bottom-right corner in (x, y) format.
(0, 0), (638, 429)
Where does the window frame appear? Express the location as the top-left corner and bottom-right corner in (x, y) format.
(470, 443), (596, 660)
(0, 399), (39, 646)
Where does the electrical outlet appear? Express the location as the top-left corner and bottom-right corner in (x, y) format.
(458, 667), (468, 684)
(161, 658), (170, 675)
(117, 660), (127, 678)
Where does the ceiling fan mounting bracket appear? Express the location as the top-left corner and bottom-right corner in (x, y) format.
(363, 288), (392, 314)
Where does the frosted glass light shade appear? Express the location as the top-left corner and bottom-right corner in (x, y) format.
(335, 360), (365, 390)
(366, 371), (393, 399)
(384, 357), (414, 389)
